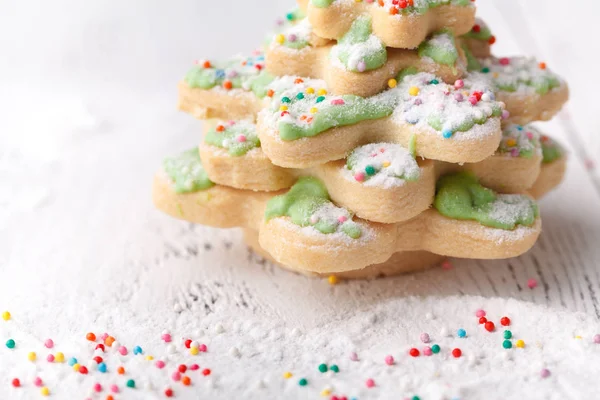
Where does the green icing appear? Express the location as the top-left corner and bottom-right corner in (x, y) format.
(462, 44), (481, 71)
(396, 67), (419, 83)
(312, 0), (471, 14)
(541, 136), (562, 163)
(265, 177), (361, 239)
(434, 172), (538, 230)
(418, 30), (458, 67)
(333, 16), (387, 72)
(204, 121), (260, 156)
(463, 21), (492, 41)
(163, 149), (214, 193)
(184, 53), (274, 98)
(477, 57), (562, 96)
(278, 94), (397, 141)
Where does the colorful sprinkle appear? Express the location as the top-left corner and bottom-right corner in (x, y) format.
(527, 278), (538, 289)
(504, 330), (512, 339)
(452, 348), (462, 358)
(388, 79), (397, 89)
(541, 368), (551, 378)
(409, 348), (420, 357)
(34, 377), (43, 387)
(126, 379), (135, 388)
(330, 365), (340, 373)
(12, 378), (20, 387)
(484, 321), (495, 332)
(503, 340), (512, 349)
(28, 352), (37, 362)
(500, 316), (511, 326)
(420, 332), (430, 343)
(283, 372), (293, 379)
(298, 378), (308, 386)
(365, 378), (375, 388)
(516, 340), (525, 348)
(385, 355), (394, 365)
(2, 311), (11, 321)
(40, 387), (50, 396)
(431, 344), (440, 354)
(5, 339), (15, 349)
(457, 328), (467, 338)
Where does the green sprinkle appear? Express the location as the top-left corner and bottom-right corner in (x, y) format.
(296, 93), (305, 100)
(330, 365), (339, 373)
(502, 340), (512, 349)
(298, 378), (308, 386)
(318, 363), (328, 373)
(481, 67), (490, 73)
(316, 96), (325, 103)
(365, 165), (376, 176)
(503, 330), (512, 339)
(430, 79), (439, 85)
(413, 396), (421, 400)
(281, 96), (291, 103)
(431, 344), (440, 354)
(126, 379), (135, 388)
(5, 339), (15, 349)
(286, 12), (294, 21)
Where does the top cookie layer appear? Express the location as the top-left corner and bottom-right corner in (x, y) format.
(297, 0), (476, 49)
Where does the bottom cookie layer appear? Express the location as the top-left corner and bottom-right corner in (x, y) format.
(242, 229), (446, 280)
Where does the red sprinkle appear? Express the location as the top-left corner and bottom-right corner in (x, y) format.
(500, 317), (511, 326)
(95, 344), (105, 352)
(178, 364), (187, 373)
(189, 364), (199, 371)
(79, 366), (89, 375)
(472, 24), (481, 33)
(478, 317), (487, 324)
(452, 348), (462, 358)
(165, 388), (174, 397)
(484, 321), (496, 332)
(409, 348), (420, 357)
(202, 369), (211, 376)
(12, 378), (20, 387)
(93, 356), (103, 364)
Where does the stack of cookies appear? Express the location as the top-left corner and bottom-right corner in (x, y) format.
(153, 1), (569, 279)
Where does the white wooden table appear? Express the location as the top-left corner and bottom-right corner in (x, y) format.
(1, 1), (599, 398)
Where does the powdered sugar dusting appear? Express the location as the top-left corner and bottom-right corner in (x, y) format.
(344, 143), (420, 188)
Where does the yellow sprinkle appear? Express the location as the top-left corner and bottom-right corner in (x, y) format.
(506, 138), (517, 147)
(328, 275), (338, 285)
(279, 105), (288, 112)
(388, 78), (397, 88)
(283, 371), (292, 379)
(190, 346), (199, 355)
(493, 72), (499, 78)
(306, 87), (315, 94)
(409, 86), (420, 96)
(28, 352), (37, 362)
(276, 34), (285, 44)
(310, 107), (318, 114)
(575, 335), (582, 340)
(1, 311), (10, 321)
(321, 389), (332, 396)
(382, 161), (391, 168)
(145, 355), (154, 361)
(55, 352), (65, 363)
(73, 363), (80, 372)
(41, 387), (50, 396)
(317, 89), (327, 96)
(516, 340), (525, 348)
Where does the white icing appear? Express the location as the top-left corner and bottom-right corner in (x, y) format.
(330, 34), (385, 71)
(488, 194), (537, 228)
(498, 124), (542, 158)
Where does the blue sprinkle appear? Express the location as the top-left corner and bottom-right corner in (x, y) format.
(98, 362), (107, 373)
(215, 69), (226, 79)
(517, 125), (523, 130)
(68, 357), (78, 366)
(442, 130), (453, 139)
(133, 345), (143, 355)
(457, 328), (467, 338)
(256, 55), (265, 61)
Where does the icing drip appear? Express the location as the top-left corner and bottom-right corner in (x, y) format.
(497, 124), (542, 159)
(312, 0), (472, 14)
(265, 177), (361, 239)
(330, 16), (387, 72)
(434, 172), (538, 230)
(184, 52), (275, 98)
(471, 57), (563, 95)
(345, 143), (420, 188)
(418, 30), (459, 67)
(204, 120), (260, 157)
(163, 149), (214, 193)
(540, 135), (563, 163)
